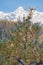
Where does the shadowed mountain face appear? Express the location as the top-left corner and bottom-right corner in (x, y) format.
(0, 21), (16, 40)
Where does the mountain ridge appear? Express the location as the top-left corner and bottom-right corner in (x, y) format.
(0, 6), (43, 24)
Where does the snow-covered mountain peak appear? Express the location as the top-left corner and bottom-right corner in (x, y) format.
(0, 6), (43, 24)
(11, 6), (28, 21)
(16, 6), (25, 11)
(14, 6), (28, 15)
(30, 10), (43, 24)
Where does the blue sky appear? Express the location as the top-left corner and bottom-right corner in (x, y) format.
(0, 0), (43, 12)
